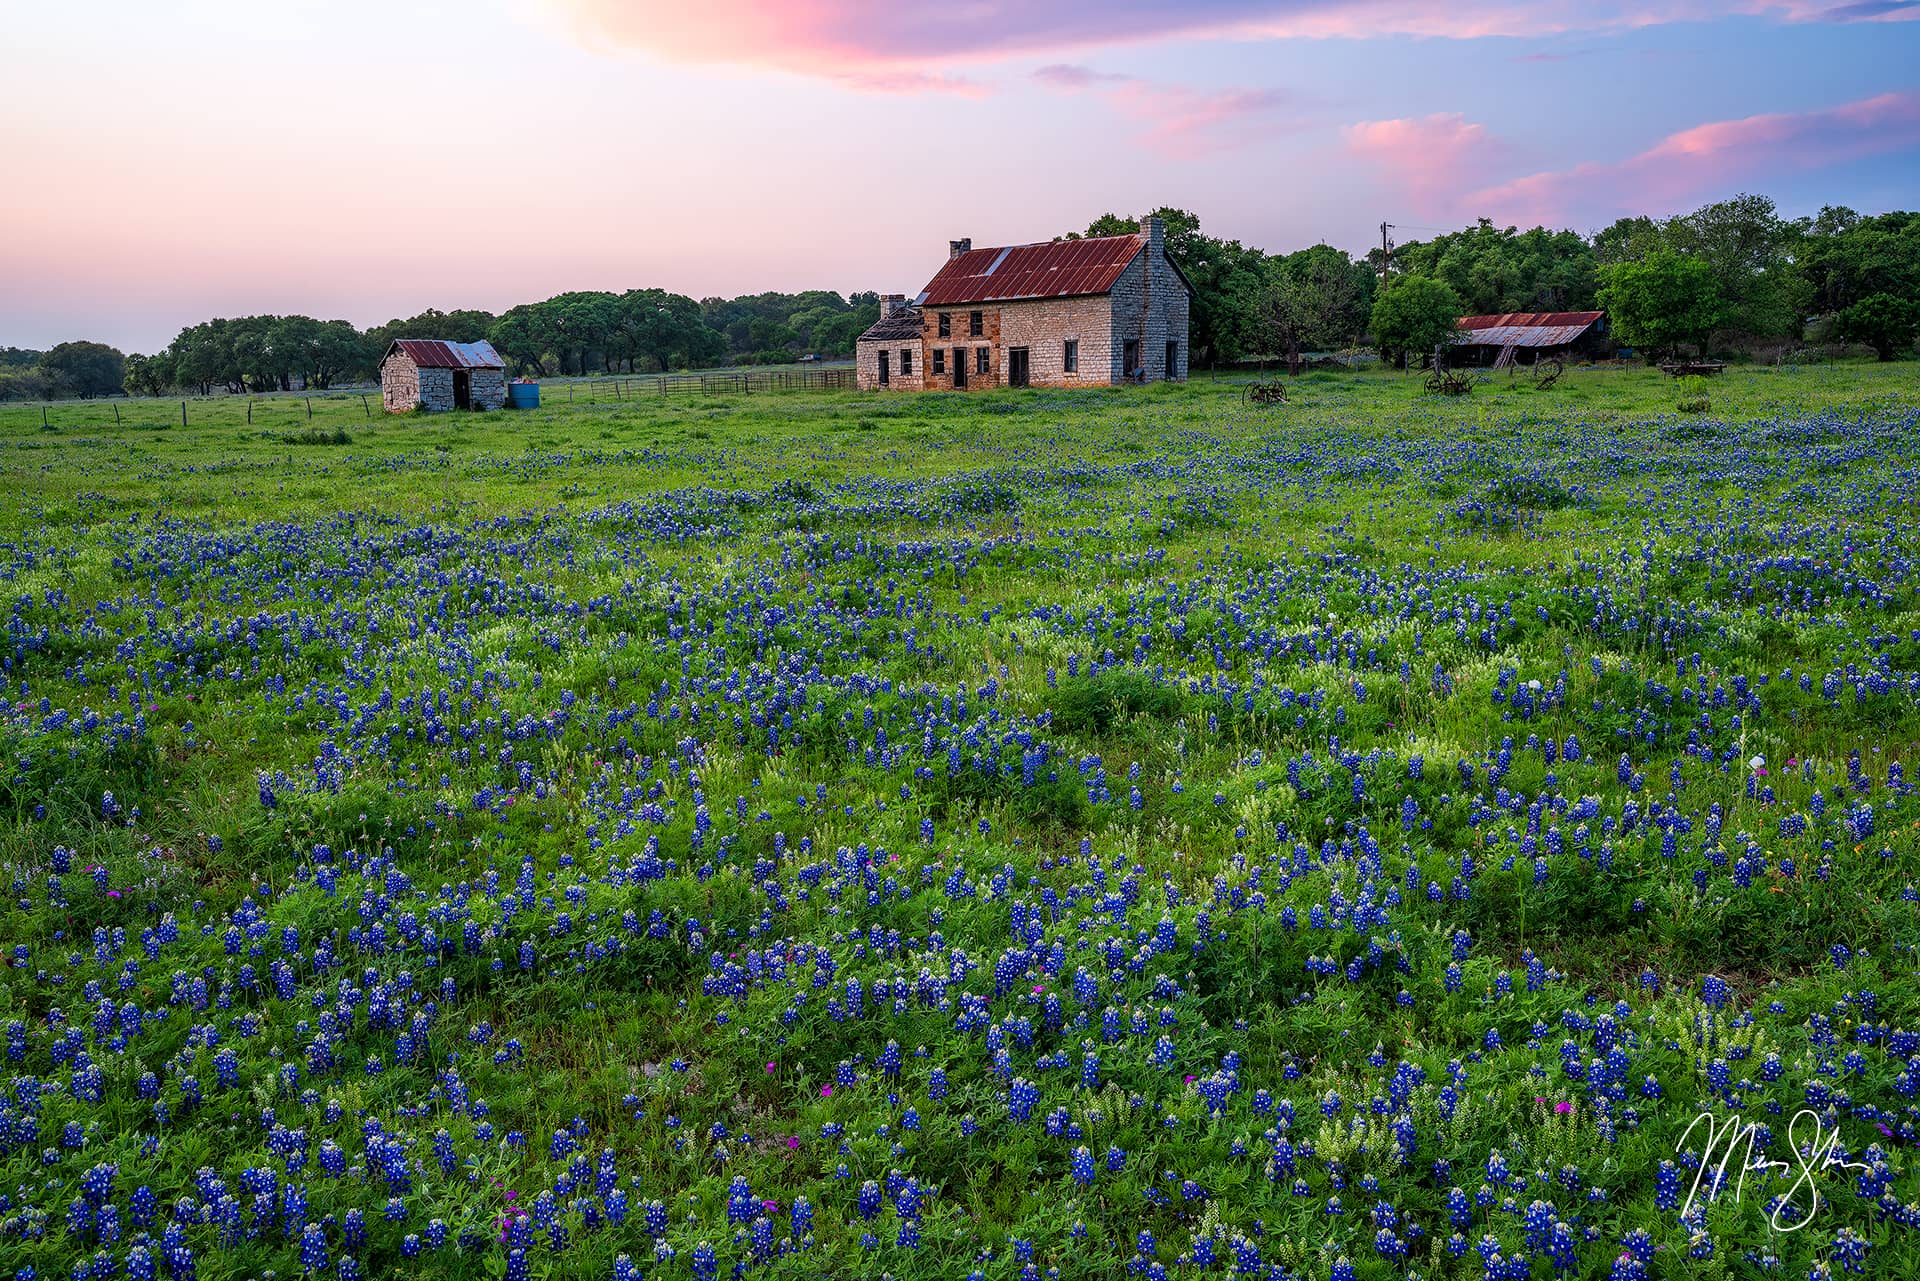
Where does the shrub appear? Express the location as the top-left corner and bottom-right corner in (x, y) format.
(1484, 473), (1583, 510)
(1049, 670), (1185, 735)
(282, 426), (352, 445)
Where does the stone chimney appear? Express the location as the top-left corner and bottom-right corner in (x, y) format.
(1140, 216), (1164, 260)
(949, 238), (972, 259)
(879, 293), (905, 318)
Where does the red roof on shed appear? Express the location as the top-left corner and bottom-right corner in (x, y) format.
(384, 339), (504, 369)
(1456, 311), (1604, 331)
(915, 233), (1149, 307)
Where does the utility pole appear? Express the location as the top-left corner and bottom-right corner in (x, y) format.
(1379, 222), (1395, 286)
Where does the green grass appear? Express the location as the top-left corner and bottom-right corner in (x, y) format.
(0, 361), (1916, 1281)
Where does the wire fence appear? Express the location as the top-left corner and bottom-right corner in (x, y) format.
(0, 365), (862, 432)
(547, 367), (857, 399)
(1, 393), (385, 433)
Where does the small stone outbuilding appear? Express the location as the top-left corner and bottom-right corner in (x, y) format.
(856, 218), (1190, 391)
(381, 339), (506, 413)
(855, 295), (925, 391)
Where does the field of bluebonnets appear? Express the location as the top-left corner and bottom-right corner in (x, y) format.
(2, 363), (1918, 1281)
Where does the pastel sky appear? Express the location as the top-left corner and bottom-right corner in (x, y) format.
(3, 0), (1917, 352)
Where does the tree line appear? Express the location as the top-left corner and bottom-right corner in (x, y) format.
(1079, 196), (1918, 370)
(4, 193), (1916, 399)
(1, 290), (883, 400)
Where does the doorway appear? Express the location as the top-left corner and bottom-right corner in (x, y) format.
(878, 350), (890, 386)
(1165, 341), (1179, 380)
(952, 347), (967, 388)
(453, 370), (471, 409)
(1008, 347), (1029, 387)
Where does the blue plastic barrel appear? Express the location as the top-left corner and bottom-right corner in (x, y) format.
(507, 383), (540, 410)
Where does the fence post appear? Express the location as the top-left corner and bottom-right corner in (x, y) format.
(361, 394), (370, 417)
(42, 405), (49, 429)
(181, 401), (187, 429)
(306, 398), (313, 419)
(114, 404), (121, 425)
(248, 400), (253, 424)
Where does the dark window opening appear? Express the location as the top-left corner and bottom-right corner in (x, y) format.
(1063, 339), (1078, 374)
(1123, 339), (1141, 378)
(932, 348), (945, 374)
(900, 348), (912, 376)
(969, 310), (983, 337)
(976, 347), (990, 376)
(937, 312), (951, 338)
(1165, 340), (1179, 379)
(878, 350), (890, 386)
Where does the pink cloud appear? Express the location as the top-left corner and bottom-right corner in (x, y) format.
(546, 1), (1915, 88)
(1469, 90), (1920, 223)
(1037, 64), (1296, 152)
(1033, 63), (1130, 89)
(836, 69), (989, 95)
(1344, 113), (1511, 209)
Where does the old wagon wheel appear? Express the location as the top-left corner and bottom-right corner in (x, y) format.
(1534, 357), (1564, 389)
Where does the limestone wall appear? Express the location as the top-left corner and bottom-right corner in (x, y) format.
(920, 307), (1000, 390)
(470, 368), (506, 410)
(418, 368), (456, 412)
(381, 355), (419, 413)
(998, 295), (1116, 387)
(857, 338), (924, 391)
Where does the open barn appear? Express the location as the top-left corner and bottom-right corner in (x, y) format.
(1453, 311), (1607, 367)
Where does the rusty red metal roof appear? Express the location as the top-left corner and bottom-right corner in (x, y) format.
(915, 233), (1148, 307)
(385, 339), (504, 369)
(1454, 311), (1604, 348)
(1457, 311), (1603, 330)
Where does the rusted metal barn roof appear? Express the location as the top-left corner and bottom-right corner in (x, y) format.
(915, 234), (1147, 306)
(385, 339), (505, 369)
(1454, 312), (1604, 348)
(858, 305), (923, 343)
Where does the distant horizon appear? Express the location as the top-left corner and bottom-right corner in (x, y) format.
(5, 0), (1917, 352)
(5, 189), (1910, 358)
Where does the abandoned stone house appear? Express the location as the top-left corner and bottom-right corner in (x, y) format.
(856, 217), (1190, 392)
(380, 339), (507, 413)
